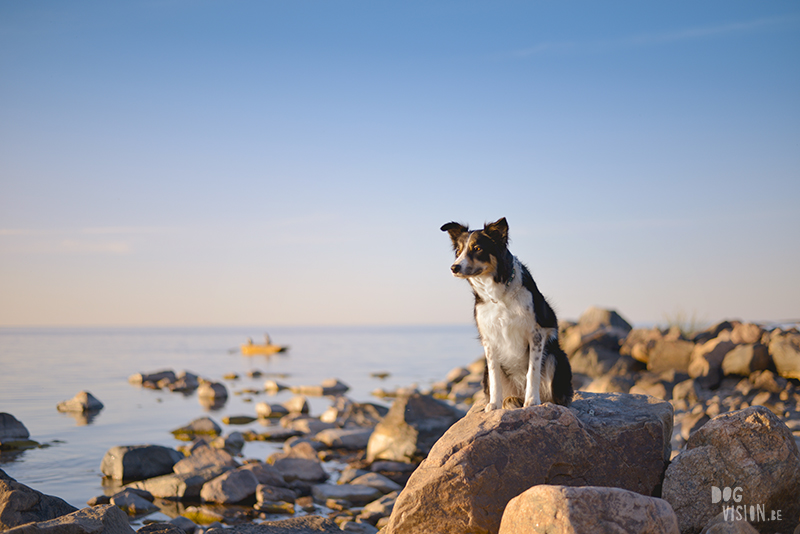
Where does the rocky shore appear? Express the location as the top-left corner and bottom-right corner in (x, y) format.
(1, 307), (799, 534)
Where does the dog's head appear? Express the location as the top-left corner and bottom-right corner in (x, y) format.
(440, 217), (509, 279)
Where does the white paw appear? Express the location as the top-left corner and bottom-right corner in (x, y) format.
(523, 397), (540, 408)
(485, 402), (501, 412)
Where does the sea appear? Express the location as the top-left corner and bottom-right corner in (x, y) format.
(0, 325), (482, 510)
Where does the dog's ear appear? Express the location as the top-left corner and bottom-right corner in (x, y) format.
(440, 222), (468, 247)
(484, 217), (509, 246)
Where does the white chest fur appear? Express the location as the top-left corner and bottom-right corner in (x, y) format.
(470, 259), (538, 374)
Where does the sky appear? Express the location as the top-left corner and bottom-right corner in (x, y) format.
(1, 1), (798, 328)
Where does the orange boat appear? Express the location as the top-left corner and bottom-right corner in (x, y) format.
(240, 335), (288, 356)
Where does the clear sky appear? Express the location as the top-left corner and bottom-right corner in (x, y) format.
(1, 1), (798, 327)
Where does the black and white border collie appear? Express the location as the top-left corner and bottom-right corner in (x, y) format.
(441, 217), (573, 410)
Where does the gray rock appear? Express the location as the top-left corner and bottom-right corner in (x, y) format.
(576, 306), (633, 336)
(197, 381), (227, 399)
(0, 414), (30, 441)
(289, 378), (350, 396)
(646, 339), (695, 374)
(255, 402), (290, 419)
(498, 485), (679, 534)
(167, 516), (198, 534)
(200, 467), (259, 504)
(366, 393), (463, 463)
(4, 504), (134, 534)
(349, 473), (401, 494)
(127, 466), (230, 499)
(238, 462), (286, 487)
(382, 392), (673, 534)
(311, 484), (383, 505)
(319, 397), (388, 428)
(207, 515), (341, 533)
(55, 391), (104, 413)
(172, 442), (237, 474)
(100, 445), (184, 481)
(110, 488), (158, 516)
(315, 428), (372, 450)
(0, 470), (79, 530)
(136, 523), (185, 534)
(256, 484), (298, 504)
(270, 457), (328, 483)
(663, 406), (800, 534)
(129, 370), (176, 386)
(171, 417), (222, 439)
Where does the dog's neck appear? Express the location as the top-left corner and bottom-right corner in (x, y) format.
(470, 256), (521, 304)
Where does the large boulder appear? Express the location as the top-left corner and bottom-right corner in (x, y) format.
(4, 504), (134, 534)
(498, 485), (680, 534)
(382, 392), (673, 534)
(662, 406), (800, 534)
(366, 393), (463, 463)
(769, 332), (800, 380)
(100, 445), (184, 481)
(720, 344), (771, 376)
(0, 470), (78, 530)
(576, 306), (633, 336)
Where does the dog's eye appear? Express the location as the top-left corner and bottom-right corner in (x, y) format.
(472, 245), (482, 254)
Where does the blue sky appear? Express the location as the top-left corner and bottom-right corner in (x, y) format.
(1, 1), (798, 327)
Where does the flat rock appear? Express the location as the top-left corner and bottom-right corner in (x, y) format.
(0, 470), (79, 530)
(721, 344), (771, 376)
(256, 484), (298, 504)
(382, 391), (673, 534)
(171, 417), (222, 439)
(197, 382), (228, 399)
(311, 484), (383, 505)
(207, 515), (341, 533)
(127, 466), (230, 500)
(349, 473), (401, 494)
(315, 428), (372, 450)
(238, 462), (286, 487)
(498, 485), (679, 534)
(129, 370), (177, 385)
(4, 504), (134, 534)
(56, 391), (104, 413)
(662, 406), (800, 534)
(100, 445), (184, 481)
(110, 489), (158, 516)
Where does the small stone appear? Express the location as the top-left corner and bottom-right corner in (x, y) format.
(110, 488), (158, 516)
(197, 381), (228, 399)
(56, 391), (104, 413)
(256, 484), (298, 503)
(171, 417), (222, 439)
(222, 415), (256, 425)
(349, 472), (402, 494)
(312, 484), (383, 505)
(256, 402), (289, 419)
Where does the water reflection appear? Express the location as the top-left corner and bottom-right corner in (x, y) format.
(58, 409), (103, 426)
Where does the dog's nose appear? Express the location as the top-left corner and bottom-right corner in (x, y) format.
(451, 264), (461, 274)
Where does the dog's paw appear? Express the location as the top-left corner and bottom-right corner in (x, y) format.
(484, 402), (501, 412)
(523, 397), (541, 408)
(502, 396), (524, 409)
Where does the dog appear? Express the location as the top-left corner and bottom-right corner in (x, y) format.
(441, 217), (573, 410)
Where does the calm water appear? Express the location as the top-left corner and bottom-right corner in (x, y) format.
(0, 325), (481, 509)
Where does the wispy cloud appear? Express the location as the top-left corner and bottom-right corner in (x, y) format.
(513, 16), (796, 58)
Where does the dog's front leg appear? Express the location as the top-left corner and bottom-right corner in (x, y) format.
(484, 350), (503, 412)
(523, 335), (544, 407)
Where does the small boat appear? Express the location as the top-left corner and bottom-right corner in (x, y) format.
(240, 334), (288, 356)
